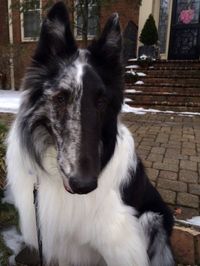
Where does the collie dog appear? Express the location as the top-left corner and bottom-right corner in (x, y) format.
(6, 2), (174, 265)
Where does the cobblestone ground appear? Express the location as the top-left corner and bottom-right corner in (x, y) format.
(121, 112), (200, 220)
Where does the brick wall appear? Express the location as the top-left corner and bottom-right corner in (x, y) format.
(1, 0), (139, 89)
(100, 1), (139, 32)
(0, 0), (9, 45)
(0, 0), (9, 89)
(171, 225), (200, 265)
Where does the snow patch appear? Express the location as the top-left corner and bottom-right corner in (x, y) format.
(135, 81), (144, 85)
(122, 104), (146, 115)
(2, 187), (15, 205)
(125, 89), (142, 93)
(124, 98), (133, 103)
(0, 90), (21, 113)
(2, 227), (24, 265)
(125, 65), (139, 69)
(2, 227), (23, 254)
(121, 104), (200, 116)
(128, 58), (138, 62)
(187, 216), (200, 226)
(162, 92), (177, 95)
(139, 55), (148, 60)
(137, 72), (146, 77)
(179, 111), (200, 116)
(125, 70), (136, 76)
(125, 70), (146, 77)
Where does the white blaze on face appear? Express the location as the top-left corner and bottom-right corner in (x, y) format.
(52, 54), (86, 185)
(76, 62), (84, 85)
(75, 49), (88, 85)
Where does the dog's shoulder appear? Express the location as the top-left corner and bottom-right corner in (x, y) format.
(120, 156), (174, 235)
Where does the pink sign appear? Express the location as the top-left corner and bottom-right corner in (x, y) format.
(179, 9), (195, 24)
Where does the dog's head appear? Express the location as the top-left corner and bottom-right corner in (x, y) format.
(19, 2), (123, 194)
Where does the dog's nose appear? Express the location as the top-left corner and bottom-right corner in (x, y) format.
(69, 176), (97, 194)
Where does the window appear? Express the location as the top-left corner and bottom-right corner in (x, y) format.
(75, 0), (99, 39)
(21, 0), (41, 41)
(158, 0), (170, 53)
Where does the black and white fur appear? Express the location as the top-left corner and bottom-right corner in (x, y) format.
(6, 2), (174, 266)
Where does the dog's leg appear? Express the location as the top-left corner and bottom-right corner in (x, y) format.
(139, 212), (175, 266)
(92, 198), (149, 266)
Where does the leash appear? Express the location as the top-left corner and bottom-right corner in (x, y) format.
(33, 177), (43, 266)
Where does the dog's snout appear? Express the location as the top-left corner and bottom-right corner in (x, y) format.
(69, 176), (98, 194)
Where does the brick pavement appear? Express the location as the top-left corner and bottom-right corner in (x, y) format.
(121, 112), (200, 219)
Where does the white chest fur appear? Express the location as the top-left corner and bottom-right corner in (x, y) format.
(6, 123), (149, 266)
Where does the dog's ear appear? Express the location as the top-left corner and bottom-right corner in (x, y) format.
(33, 1), (77, 64)
(88, 13), (122, 64)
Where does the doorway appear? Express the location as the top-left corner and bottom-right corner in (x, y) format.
(169, 0), (200, 60)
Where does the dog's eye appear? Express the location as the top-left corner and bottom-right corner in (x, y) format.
(52, 91), (72, 106)
(56, 94), (66, 104)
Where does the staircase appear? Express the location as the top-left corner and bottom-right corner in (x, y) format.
(124, 60), (200, 112)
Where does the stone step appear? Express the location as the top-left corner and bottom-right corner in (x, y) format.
(125, 93), (200, 104)
(125, 91), (200, 97)
(153, 64), (200, 69)
(154, 59), (200, 65)
(134, 71), (200, 78)
(128, 59), (200, 63)
(125, 85), (200, 94)
(126, 102), (200, 112)
(140, 77), (200, 85)
(126, 65), (200, 71)
(126, 60), (200, 71)
(126, 82), (200, 88)
(150, 66), (200, 70)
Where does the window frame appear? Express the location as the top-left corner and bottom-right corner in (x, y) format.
(20, 0), (42, 42)
(74, 1), (98, 40)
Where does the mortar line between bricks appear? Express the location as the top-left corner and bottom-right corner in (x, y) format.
(145, 145), (151, 161)
(177, 156), (181, 208)
(174, 183), (178, 208)
(199, 196), (200, 212)
(155, 169), (160, 187)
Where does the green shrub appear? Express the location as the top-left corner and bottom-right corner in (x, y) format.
(139, 14), (158, 46)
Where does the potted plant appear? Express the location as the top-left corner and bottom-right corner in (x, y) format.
(138, 14), (158, 59)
